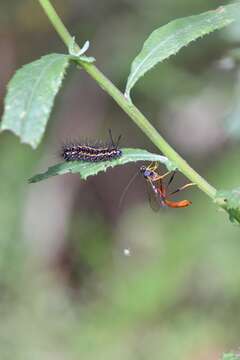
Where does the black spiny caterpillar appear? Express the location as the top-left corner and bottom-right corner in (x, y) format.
(61, 130), (122, 162)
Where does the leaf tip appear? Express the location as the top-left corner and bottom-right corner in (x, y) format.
(28, 177), (34, 184)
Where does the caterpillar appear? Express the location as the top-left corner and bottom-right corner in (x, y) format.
(61, 130), (122, 162)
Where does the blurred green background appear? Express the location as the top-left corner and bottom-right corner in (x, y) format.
(1, 1), (240, 359)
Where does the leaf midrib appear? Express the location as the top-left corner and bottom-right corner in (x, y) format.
(22, 56), (64, 138)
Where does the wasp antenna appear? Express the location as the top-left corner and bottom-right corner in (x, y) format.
(119, 170), (139, 209)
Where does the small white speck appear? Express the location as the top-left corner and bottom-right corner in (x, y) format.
(123, 248), (131, 256)
(216, 57), (235, 70)
(20, 111), (26, 119)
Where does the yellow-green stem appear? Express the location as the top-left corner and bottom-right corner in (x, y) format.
(38, 0), (217, 199)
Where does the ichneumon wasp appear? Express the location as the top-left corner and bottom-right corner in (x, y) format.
(139, 162), (194, 211)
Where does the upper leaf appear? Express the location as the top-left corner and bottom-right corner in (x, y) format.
(1, 53), (70, 148)
(29, 148), (175, 183)
(125, 4), (240, 99)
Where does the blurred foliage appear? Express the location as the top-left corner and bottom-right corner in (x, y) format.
(1, 0), (240, 359)
(222, 354), (240, 360)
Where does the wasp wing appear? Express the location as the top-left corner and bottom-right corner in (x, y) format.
(145, 179), (162, 212)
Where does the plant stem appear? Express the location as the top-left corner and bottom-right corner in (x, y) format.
(38, 0), (72, 47)
(38, 0), (216, 199)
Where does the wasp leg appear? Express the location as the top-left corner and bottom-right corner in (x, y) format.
(147, 162), (157, 171)
(153, 171), (172, 182)
(170, 183), (195, 195)
(167, 171), (176, 188)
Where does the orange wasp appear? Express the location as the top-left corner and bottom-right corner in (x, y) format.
(139, 163), (194, 211)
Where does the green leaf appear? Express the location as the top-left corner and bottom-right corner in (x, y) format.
(28, 148), (175, 183)
(215, 188), (240, 224)
(1, 53), (70, 148)
(125, 3), (240, 99)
